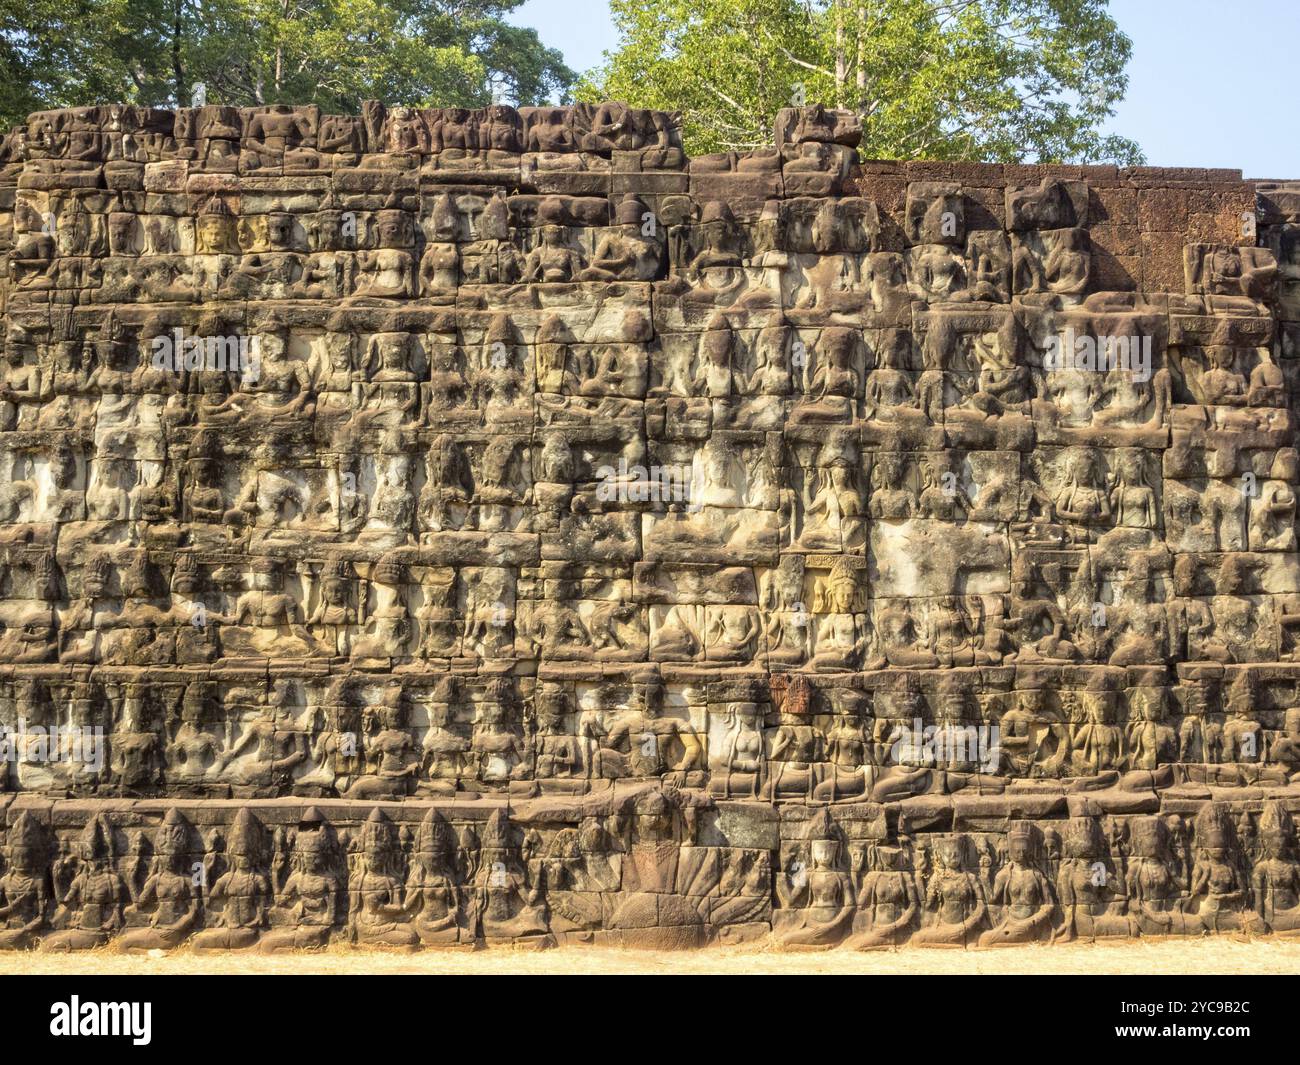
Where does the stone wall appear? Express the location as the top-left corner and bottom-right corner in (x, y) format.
(0, 101), (1297, 950)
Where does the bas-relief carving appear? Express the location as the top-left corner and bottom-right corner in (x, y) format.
(0, 102), (1297, 948)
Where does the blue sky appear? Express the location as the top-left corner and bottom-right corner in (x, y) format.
(509, 0), (1299, 178)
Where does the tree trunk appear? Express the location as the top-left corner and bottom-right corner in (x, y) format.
(856, 3), (866, 94)
(276, 0), (290, 95)
(173, 0), (185, 106)
(834, 0), (845, 108)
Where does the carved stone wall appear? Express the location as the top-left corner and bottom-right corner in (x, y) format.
(0, 101), (1298, 950)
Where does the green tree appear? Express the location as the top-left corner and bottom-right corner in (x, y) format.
(0, 0), (573, 127)
(0, 0), (171, 124)
(577, 0), (1143, 163)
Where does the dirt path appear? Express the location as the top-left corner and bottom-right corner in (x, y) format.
(3, 939), (1298, 976)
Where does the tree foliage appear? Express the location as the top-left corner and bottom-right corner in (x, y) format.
(577, 0), (1143, 164)
(0, 0), (574, 127)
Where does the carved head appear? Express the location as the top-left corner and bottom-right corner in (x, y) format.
(196, 195), (237, 254)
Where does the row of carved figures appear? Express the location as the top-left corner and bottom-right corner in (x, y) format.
(1, 308), (1285, 403)
(16, 101), (691, 162)
(2, 797), (1300, 951)
(2, 435), (1291, 538)
(0, 568), (1291, 670)
(8, 206), (1104, 304)
(0, 672), (1295, 797)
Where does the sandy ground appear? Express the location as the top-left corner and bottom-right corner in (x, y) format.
(2, 938), (1298, 975)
